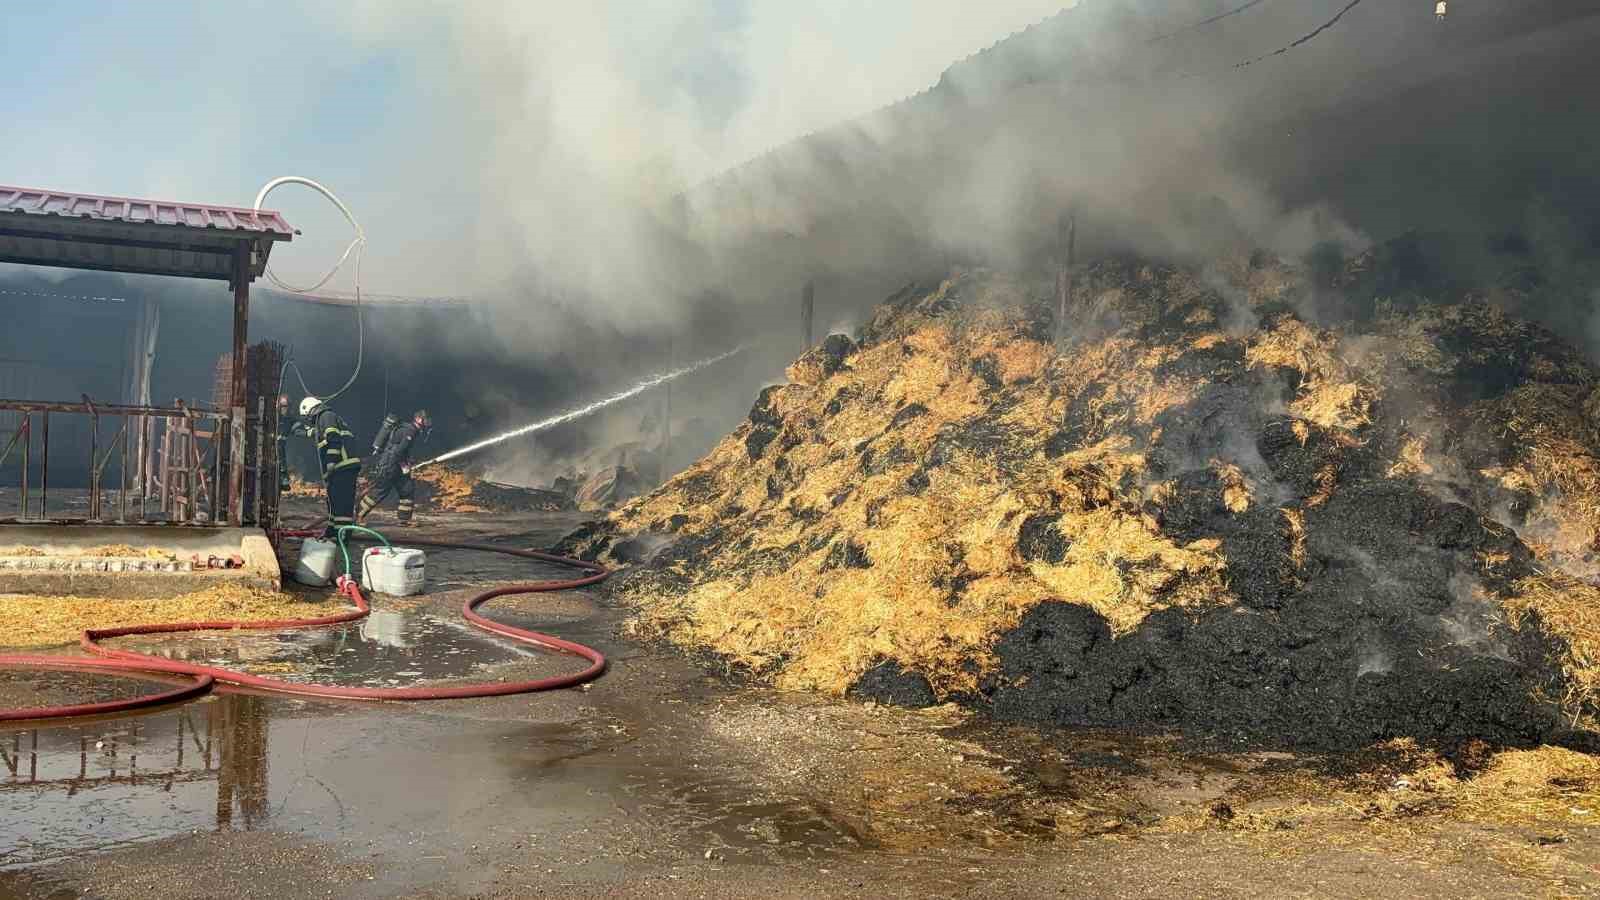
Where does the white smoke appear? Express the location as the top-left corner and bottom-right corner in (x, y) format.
(1356, 641), (1393, 677)
(1438, 571), (1513, 662)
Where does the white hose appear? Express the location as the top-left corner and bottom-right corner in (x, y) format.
(253, 176), (366, 403)
(253, 176), (365, 294)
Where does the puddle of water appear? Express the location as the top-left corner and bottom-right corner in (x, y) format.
(0, 669), (191, 711)
(0, 691), (861, 873)
(2, 700), (257, 870)
(104, 609), (540, 687)
(642, 778), (864, 855)
(0, 517), (863, 874)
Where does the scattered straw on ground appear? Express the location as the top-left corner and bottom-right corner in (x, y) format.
(0, 545), (174, 559)
(1147, 741), (1600, 887)
(88, 544), (177, 560)
(0, 584), (348, 648)
(1226, 743), (1600, 832)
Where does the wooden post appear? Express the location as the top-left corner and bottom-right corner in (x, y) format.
(801, 280), (815, 355)
(230, 245), (250, 416)
(229, 413), (245, 526)
(1054, 213), (1077, 349)
(229, 243), (250, 525)
(254, 397), (266, 527)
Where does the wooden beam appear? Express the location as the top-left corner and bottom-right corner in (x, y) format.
(229, 243), (249, 525)
(0, 224), (244, 258)
(0, 251), (232, 282)
(231, 245), (250, 411)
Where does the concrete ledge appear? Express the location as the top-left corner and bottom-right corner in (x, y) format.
(0, 524), (281, 597)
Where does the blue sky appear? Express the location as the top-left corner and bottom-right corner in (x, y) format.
(1, 1), (1070, 296)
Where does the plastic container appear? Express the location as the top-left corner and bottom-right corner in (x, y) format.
(294, 538), (339, 587)
(360, 547), (426, 596)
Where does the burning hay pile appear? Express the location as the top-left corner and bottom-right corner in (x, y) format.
(284, 474), (324, 499)
(410, 464), (571, 513)
(564, 244), (1600, 748)
(293, 465), (570, 514)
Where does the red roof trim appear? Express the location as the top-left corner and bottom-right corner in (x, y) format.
(0, 183), (293, 237)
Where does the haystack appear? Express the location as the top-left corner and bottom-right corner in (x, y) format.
(564, 243), (1600, 748)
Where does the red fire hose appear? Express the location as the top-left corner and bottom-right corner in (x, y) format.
(0, 537), (609, 722)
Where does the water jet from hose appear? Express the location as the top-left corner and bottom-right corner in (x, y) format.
(412, 346), (746, 471)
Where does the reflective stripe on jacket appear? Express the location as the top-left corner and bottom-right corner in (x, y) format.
(302, 407), (362, 478)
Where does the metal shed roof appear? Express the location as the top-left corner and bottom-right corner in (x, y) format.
(0, 183), (294, 282)
(263, 288), (469, 308)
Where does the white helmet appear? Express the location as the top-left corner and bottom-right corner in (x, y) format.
(299, 396), (322, 417)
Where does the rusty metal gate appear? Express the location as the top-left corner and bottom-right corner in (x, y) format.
(0, 395), (275, 526)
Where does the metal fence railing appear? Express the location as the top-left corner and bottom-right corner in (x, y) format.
(0, 396), (273, 527)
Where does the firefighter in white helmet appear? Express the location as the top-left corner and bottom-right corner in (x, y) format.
(292, 396), (363, 538)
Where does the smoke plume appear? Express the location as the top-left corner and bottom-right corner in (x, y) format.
(5, 1), (1599, 483)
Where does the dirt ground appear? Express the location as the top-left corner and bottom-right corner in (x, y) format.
(1, 505), (1598, 898)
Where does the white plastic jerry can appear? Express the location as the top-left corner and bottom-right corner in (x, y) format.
(360, 547), (427, 596)
(294, 538), (340, 587)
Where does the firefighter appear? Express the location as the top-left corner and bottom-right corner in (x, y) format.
(358, 408), (431, 526)
(294, 396), (362, 538)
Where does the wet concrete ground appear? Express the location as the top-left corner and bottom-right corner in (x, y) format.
(2, 507), (1599, 897)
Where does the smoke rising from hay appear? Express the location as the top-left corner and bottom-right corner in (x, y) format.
(1355, 640), (1392, 678)
(307, 0), (1433, 358)
(320, 0), (1075, 322)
